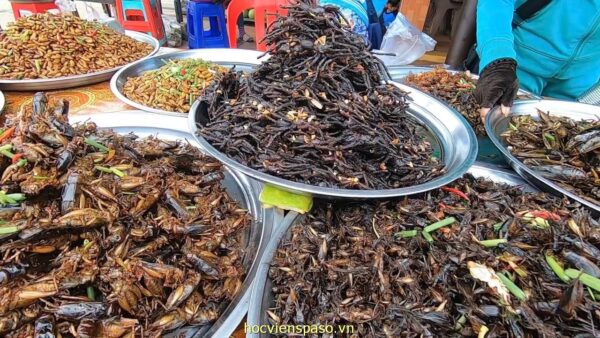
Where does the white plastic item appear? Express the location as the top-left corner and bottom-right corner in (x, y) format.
(376, 13), (437, 66)
(54, 0), (76, 13)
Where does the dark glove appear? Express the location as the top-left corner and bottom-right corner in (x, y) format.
(474, 58), (519, 120)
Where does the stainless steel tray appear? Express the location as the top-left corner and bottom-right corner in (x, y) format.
(110, 49), (264, 117)
(387, 65), (540, 99)
(246, 162), (539, 338)
(0, 31), (160, 91)
(188, 81), (478, 199)
(70, 111), (273, 338)
(0, 90), (4, 113)
(485, 99), (600, 214)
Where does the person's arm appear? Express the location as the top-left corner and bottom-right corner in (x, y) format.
(476, 0), (517, 71)
(474, 0), (519, 120)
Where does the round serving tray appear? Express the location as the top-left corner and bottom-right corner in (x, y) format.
(110, 48), (265, 117)
(188, 81), (478, 199)
(69, 111), (274, 338)
(246, 162), (539, 338)
(0, 31), (160, 91)
(485, 99), (600, 214)
(386, 65), (541, 99)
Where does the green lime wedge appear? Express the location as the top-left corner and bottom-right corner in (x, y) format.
(259, 185), (313, 213)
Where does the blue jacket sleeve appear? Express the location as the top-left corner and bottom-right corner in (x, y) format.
(476, 0), (517, 71)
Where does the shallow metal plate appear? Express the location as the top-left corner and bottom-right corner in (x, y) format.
(0, 90), (4, 113)
(110, 49), (264, 117)
(246, 162), (539, 338)
(0, 31), (159, 91)
(70, 111), (272, 338)
(189, 81), (478, 199)
(485, 99), (600, 214)
(387, 65), (540, 99)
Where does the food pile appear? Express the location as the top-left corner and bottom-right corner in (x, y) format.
(269, 175), (600, 337)
(0, 14), (153, 80)
(502, 110), (600, 207)
(123, 59), (226, 113)
(405, 68), (483, 134)
(0, 93), (250, 337)
(198, 1), (443, 190)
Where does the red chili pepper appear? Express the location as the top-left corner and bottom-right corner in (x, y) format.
(0, 126), (16, 142)
(89, 30), (97, 37)
(181, 69), (187, 75)
(11, 153), (24, 164)
(442, 186), (470, 201)
(438, 203), (447, 210)
(531, 210), (561, 222)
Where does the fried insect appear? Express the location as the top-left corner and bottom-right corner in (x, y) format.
(0, 93), (251, 335)
(198, 0), (442, 189)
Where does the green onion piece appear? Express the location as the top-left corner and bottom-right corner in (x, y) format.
(85, 137), (110, 153)
(565, 269), (600, 292)
(422, 231), (434, 242)
(508, 123), (518, 131)
(545, 253), (570, 283)
(0, 150), (14, 159)
(478, 239), (508, 247)
(424, 217), (456, 233)
(454, 314), (467, 330)
(2, 195), (17, 204)
(0, 144), (13, 151)
(94, 165), (112, 174)
(110, 167), (126, 178)
(17, 159), (27, 167)
(83, 240), (93, 250)
(33, 175), (49, 180)
(395, 230), (418, 239)
(478, 325), (489, 338)
(543, 132), (556, 142)
(493, 221), (504, 232)
(496, 272), (526, 301)
(588, 287), (596, 302)
(34, 60), (41, 73)
(0, 226), (19, 235)
(5, 193), (25, 202)
(87, 286), (96, 301)
(185, 206), (197, 210)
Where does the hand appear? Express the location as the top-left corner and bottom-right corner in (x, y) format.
(473, 58), (519, 122)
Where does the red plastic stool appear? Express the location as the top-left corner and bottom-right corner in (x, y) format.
(9, 0), (60, 20)
(115, 0), (166, 45)
(226, 0), (289, 51)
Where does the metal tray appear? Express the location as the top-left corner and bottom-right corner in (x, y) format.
(485, 99), (600, 214)
(69, 111), (273, 338)
(0, 90), (4, 113)
(0, 31), (160, 91)
(246, 162), (539, 338)
(386, 65), (540, 99)
(188, 81), (478, 199)
(110, 49), (264, 117)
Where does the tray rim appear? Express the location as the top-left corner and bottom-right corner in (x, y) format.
(69, 111), (272, 338)
(484, 99), (600, 214)
(0, 30), (160, 91)
(386, 65), (541, 99)
(109, 48), (265, 117)
(188, 81), (478, 199)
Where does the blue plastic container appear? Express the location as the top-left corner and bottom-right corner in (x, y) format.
(187, 1), (229, 49)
